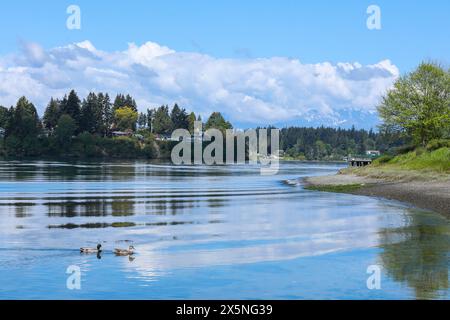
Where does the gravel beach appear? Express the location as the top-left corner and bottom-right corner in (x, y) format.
(304, 174), (450, 217)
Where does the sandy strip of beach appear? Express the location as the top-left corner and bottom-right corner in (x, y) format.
(304, 174), (450, 217)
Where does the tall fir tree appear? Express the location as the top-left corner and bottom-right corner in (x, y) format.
(205, 112), (232, 132)
(147, 109), (154, 133)
(79, 92), (100, 134)
(0, 106), (9, 129)
(6, 96), (41, 139)
(138, 112), (147, 129)
(60, 90), (81, 132)
(113, 94), (138, 113)
(170, 103), (189, 130)
(4, 96), (42, 156)
(43, 98), (61, 132)
(152, 105), (172, 135)
(188, 112), (196, 134)
(99, 93), (112, 137)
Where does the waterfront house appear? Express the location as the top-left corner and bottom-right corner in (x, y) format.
(366, 150), (381, 157)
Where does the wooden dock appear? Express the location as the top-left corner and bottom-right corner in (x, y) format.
(347, 156), (373, 167)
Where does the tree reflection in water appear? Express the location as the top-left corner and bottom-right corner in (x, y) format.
(378, 211), (450, 299)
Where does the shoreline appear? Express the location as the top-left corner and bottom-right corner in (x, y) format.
(303, 173), (450, 217)
(280, 157), (346, 163)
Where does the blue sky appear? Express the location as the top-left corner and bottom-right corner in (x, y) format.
(1, 0), (448, 71)
(0, 1), (448, 128)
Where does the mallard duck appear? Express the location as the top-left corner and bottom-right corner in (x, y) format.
(114, 245), (135, 256)
(80, 244), (102, 254)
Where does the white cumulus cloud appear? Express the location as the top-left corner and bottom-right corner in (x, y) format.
(0, 40), (399, 126)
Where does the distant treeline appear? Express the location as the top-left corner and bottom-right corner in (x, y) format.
(0, 89), (401, 160)
(281, 63), (450, 161)
(280, 126), (403, 160)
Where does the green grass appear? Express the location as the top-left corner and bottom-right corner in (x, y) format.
(305, 183), (364, 193)
(343, 146), (450, 182)
(372, 147), (450, 172)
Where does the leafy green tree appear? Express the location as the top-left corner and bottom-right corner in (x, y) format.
(152, 105), (172, 134)
(55, 114), (76, 150)
(75, 132), (99, 157)
(378, 62), (450, 146)
(43, 98), (61, 132)
(205, 112), (232, 132)
(114, 106), (138, 131)
(314, 140), (331, 159)
(142, 135), (157, 158)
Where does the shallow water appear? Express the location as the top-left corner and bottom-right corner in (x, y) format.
(0, 160), (448, 299)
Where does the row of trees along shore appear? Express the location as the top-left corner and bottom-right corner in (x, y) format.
(0, 90), (402, 160)
(0, 90), (234, 158)
(2, 62), (446, 160)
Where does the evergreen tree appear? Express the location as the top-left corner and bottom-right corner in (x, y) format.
(197, 115), (203, 131)
(113, 94), (126, 112)
(0, 106), (9, 129)
(152, 105), (172, 134)
(55, 114), (76, 151)
(79, 92), (101, 134)
(113, 94), (138, 112)
(4, 97), (42, 156)
(124, 94), (138, 112)
(188, 112), (196, 133)
(205, 112), (232, 132)
(59, 90), (81, 131)
(99, 93), (112, 136)
(170, 104), (189, 130)
(6, 97), (41, 139)
(147, 109), (154, 133)
(138, 112), (147, 129)
(43, 98), (61, 132)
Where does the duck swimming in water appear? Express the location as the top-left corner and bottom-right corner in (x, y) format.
(114, 246), (135, 256)
(80, 244), (102, 254)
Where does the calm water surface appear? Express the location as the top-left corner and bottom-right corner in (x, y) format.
(0, 160), (448, 299)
